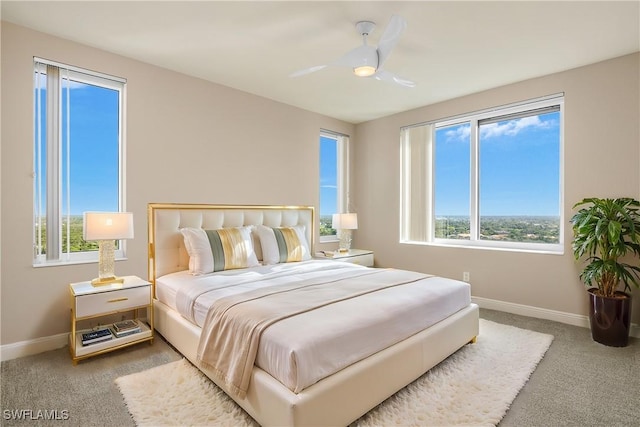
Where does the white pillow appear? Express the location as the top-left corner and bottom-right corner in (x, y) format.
(255, 225), (311, 265)
(180, 226), (259, 275)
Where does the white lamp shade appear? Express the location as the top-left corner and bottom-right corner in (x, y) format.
(83, 212), (134, 241)
(332, 213), (358, 230)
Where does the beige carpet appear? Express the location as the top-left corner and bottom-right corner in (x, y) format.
(116, 319), (553, 426)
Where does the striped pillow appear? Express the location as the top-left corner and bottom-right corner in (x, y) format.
(180, 226), (259, 275)
(256, 225), (311, 265)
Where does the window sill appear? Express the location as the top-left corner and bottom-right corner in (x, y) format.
(33, 257), (129, 268)
(401, 240), (564, 255)
(319, 236), (339, 243)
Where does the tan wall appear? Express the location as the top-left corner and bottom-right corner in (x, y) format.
(2, 21), (639, 348)
(0, 22), (354, 345)
(353, 53), (640, 322)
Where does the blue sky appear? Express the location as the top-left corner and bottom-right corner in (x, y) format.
(319, 135), (338, 216)
(37, 81), (120, 215)
(435, 111), (560, 217)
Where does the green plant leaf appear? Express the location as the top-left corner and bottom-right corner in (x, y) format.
(608, 220), (622, 245)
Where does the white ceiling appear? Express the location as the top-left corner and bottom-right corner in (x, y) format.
(2, 1), (639, 124)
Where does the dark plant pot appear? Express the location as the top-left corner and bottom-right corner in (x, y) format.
(588, 288), (632, 347)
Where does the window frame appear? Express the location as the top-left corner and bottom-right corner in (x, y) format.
(33, 57), (127, 266)
(319, 130), (350, 243)
(401, 94), (564, 254)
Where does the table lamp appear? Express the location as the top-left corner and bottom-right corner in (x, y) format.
(332, 213), (358, 252)
(83, 212), (134, 286)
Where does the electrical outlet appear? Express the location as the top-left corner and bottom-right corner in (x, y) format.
(463, 272), (470, 282)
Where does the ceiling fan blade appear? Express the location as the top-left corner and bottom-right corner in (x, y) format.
(289, 65), (328, 78)
(290, 45), (374, 78)
(373, 69), (416, 87)
(376, 15), (407, 69)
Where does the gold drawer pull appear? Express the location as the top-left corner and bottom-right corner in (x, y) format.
(107, 297), (129, 303)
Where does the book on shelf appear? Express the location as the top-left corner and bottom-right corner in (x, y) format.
(110, 325), (141, 338)
(81, 328), (113, 345)
(113, 319), (139, 332)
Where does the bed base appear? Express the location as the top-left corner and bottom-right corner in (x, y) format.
(148, 203), (479, 426)
(154, 299), (479, 426)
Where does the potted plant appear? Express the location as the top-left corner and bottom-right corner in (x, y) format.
(570, 197), (640, 347)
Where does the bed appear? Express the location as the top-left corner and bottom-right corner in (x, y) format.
(148, 203), (479, 426)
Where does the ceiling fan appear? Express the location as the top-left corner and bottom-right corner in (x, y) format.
(290, 15), (416, 87)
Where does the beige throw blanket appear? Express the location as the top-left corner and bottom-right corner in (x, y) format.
(196, 267), (433, 399)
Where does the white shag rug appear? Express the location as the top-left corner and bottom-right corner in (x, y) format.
(115, 319), (553, 426)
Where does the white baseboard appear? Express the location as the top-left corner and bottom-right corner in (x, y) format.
(472, 296), (640, 339)
(0, 333), (68, 362)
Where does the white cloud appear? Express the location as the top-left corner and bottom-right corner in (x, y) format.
(480, 116), (555, 139)
(444, 125), (470, 142)
(440, 115), (557, 144)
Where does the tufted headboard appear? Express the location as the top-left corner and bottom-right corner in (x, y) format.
(147, 203), (315, 283)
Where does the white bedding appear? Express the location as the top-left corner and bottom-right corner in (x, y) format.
(155, 260), (471, 393)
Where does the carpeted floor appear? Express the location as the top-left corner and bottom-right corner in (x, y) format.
(2, 309), (639, 426)
(1, 336), (181, 427)
(115, 319), (552, 426)
(482, 309), (640, 427)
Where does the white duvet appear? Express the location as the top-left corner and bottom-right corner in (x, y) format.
(156, 260), (471, 393)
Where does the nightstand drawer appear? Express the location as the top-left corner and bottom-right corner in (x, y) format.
(75, 286), (150, 318)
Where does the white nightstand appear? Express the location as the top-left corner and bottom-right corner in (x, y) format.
(69, 275), (153, 364)
(315, 249), (374, 267)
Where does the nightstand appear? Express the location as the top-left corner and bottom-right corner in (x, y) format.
(315, 249), (374, 267)
(69, 275), (153, 364)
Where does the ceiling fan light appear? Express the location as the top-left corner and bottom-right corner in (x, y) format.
(353, 65), (376, 77)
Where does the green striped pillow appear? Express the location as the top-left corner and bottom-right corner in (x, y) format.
(256, 225), (311, 265)
(180, 226), (259, 275)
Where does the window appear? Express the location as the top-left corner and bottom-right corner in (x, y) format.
(319, 131), (349, 242)
(401, 94), (563, 253)
(33, 58), (126, 265)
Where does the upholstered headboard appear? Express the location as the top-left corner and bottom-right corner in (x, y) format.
(147, 203), (315, 283)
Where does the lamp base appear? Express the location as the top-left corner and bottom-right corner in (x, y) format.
(337, 229), (353, 252)
(93, 240), (122, 287)
(91, 276), (125, 287)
